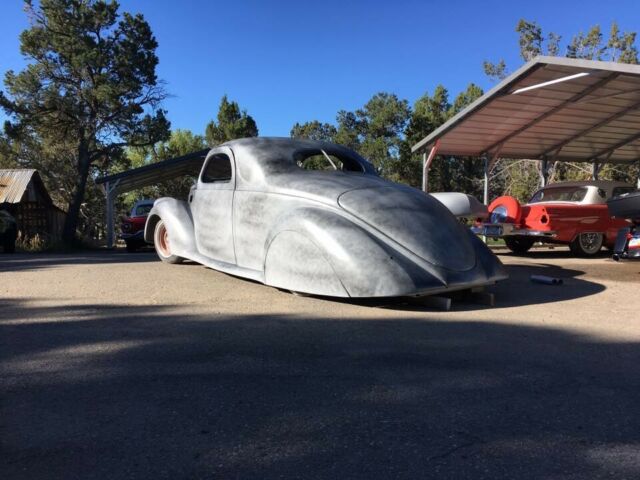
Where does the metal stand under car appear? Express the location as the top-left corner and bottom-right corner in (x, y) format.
(607, 190), (640, 261)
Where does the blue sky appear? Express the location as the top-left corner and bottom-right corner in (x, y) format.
(1, 0), (639, 137)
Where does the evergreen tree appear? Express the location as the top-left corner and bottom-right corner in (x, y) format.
(205, 95), (258, 146)
(0, 0), (170, 243)
(290, 121), (337, 142)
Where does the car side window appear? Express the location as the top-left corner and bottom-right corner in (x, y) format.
(201, 153), (232, 183)
(612, 186), (634, 198)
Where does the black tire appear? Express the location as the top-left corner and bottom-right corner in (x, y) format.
(504, 236), (535, 255)
(153, 219), (183, 264)
(3, 228), (16, 253)
(569, 232), (603, 257)
(125, 241), (138, 253)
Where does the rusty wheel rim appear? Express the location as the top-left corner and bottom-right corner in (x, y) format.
(156, 223), (171, 257)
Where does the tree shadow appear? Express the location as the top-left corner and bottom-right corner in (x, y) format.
(0, 251), (158, 273)
(2, 298), (640, 479)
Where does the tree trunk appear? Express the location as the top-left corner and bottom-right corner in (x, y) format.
(62, 143), (91, 245)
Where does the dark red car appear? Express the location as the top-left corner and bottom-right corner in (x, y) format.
(120, 200), (155, 252)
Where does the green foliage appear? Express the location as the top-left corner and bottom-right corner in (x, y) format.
(483, 59), (508, 82)
(121, 129), (206, 211)
(516, 19), (544, 61)
(290, 121), (337, 142)
(332, 93), (410, 173)
(567, 25), (605, 60)
(0, 0), (170, 243)
(205, 95), (258, 146)
(606, 22), (638, 64)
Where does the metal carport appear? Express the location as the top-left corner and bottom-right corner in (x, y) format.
(412, 56), (640, 204)
(96, 149), (209, 248)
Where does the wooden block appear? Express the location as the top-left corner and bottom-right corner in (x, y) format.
(418, 295), (452, 311)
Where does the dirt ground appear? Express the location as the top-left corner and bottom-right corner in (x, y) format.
(1, 248), (640, 479)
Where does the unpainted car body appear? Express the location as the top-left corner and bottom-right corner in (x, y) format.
(145, 138), (507, 297)
(475, 180), (634, 256)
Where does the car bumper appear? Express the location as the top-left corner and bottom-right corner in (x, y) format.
(471, 223), (557, 238)
(120, 230), (145, 241)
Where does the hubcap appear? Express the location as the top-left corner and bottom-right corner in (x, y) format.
(157, 223), (171, 257)
(579, 233), (601, 254)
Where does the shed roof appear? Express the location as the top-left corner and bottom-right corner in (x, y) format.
(0, 169), (51, 204)
(95, 149), (209, 194)
(412, 56), (640, 164)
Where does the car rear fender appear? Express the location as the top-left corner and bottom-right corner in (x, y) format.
(144, 198), (195, 256)
(263, 207), (445, 297)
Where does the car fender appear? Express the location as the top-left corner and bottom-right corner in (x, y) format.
(263, 207), (446, 297)
(144, 198), (196, 257)
(431, 192), (488, 220)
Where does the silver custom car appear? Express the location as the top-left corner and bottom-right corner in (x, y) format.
(145, 138), (507, 297)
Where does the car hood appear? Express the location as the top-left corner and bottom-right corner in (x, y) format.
(338, 186), (476, 272)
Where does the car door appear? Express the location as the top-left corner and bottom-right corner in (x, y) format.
(190, 147), (236, 264)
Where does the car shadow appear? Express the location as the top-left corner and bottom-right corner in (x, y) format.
(324, 261), (604, 312)
(2, 298), (640, 479)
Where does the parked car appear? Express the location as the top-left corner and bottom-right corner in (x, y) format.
(475, 180), (635, 256)
(0, 209), (17, 253)
(120, 199), (154, 252)
(144, 137), (507, 298)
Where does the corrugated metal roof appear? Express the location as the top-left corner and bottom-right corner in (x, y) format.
(0, 169), (37, 204)
(96, 149), (208, 194)
(412, 56), (640, 164)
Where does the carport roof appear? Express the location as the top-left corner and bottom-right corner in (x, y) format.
(412, 56), (640, 164)
(96, 149), (209, 193)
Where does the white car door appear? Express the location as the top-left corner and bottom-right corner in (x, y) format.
(190, 147), (236, 264)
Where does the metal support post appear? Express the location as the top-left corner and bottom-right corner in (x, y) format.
(483, 156), (490, 206)
(422, 140), (440, 193)
(539, 158), (549, 187)
(102, 180), (119, 249)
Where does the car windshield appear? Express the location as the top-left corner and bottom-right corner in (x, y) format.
(529, 186), (588, 203)
(134, 204), (153, 216)
(294, 149), (365, 173)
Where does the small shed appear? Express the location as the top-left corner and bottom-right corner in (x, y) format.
(0, 169), (66, 240)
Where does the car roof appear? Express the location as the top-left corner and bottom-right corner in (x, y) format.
(214, 137), (378, 188)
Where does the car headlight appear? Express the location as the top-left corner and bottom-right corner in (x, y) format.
(490, 205), (508, 224)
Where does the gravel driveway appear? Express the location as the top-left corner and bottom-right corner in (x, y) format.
(1, 249), (639, 479)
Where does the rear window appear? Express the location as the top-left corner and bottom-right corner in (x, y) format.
(529, 186), (588, 203)
(612, 186), (635, 198)
(134, 204), (152, 216)
(294, 149), (365, 173)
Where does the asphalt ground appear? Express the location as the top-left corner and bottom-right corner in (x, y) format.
(1, 248), (640, 479)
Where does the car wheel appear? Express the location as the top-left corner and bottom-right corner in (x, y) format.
(3, 228), (16, 253)
(570, 232), (603, 257)
(153, 219), (183, 264)
(504, 236), (535, 255)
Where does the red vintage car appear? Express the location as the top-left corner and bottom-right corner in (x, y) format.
(120, 199), (155, 252)
(475, 181), (635, 256)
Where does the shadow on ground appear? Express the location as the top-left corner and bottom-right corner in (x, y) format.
(326, 261), (605, 312)
(2, 299), (639, 479)
(0, 251), (157, 272)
